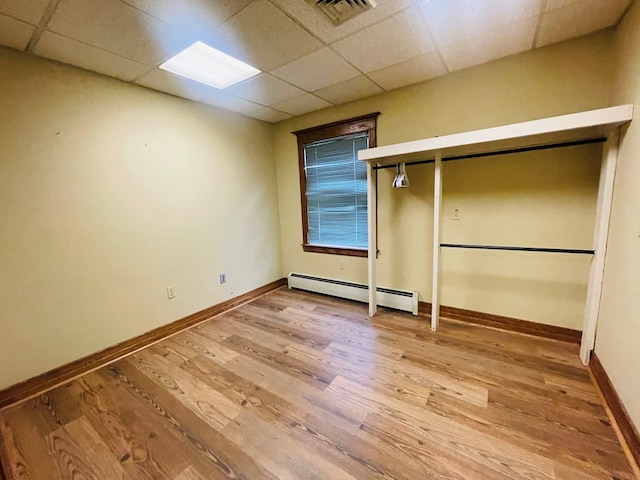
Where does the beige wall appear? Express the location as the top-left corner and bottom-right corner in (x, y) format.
(596, 0), (640, 432)
(274, 31), (614, 330)
(0, 47), (282, 389)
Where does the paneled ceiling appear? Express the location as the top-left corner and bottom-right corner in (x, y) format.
(0, 0), (633, 123)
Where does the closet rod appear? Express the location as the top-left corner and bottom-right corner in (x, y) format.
(374, 137), (606, 170)
(440, 243), (595, 255)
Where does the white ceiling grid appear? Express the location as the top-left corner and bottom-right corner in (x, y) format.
(0, 0), (632, 123)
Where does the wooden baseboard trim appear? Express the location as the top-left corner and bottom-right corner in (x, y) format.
(418, 301), (581, 344)
(589, 352), (640, 472)
(0, 278), (287, 410)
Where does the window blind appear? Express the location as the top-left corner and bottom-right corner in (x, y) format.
(304, 132), (368, 248)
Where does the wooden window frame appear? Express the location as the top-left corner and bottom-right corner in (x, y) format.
(293, 112), (380, 257)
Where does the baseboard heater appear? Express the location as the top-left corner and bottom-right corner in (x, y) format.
(288, 272), (418, 316)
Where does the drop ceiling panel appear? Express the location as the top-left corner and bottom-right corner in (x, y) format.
(271, 93), (332, 116)
(368, 51), (448, 91)
(421, 0), (542, 48)
(135, 68), (220, 101)
(314, 75), (383, 105)
(120, 0), (252, 33)
(247, 107), (292, 123)
(34, 32), (150, 82)
(537, 0), (631, 47)
(210, 0), (322, 72)
(271, 47), (360, 92)
(545, 0), (630, 12)
(0, 15), (35, 50)
(332, 7), (436, 73)
(0, 0), (633, 123)
(441, 17), (538, 72)
(0, 0), (49, 25)
(200, 92), (263, 115)
(225, 74), (305, 106)
(47, 0), (188, 66)
(269, 0), (413, 44)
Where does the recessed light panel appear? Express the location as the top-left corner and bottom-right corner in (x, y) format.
(159, 42), (260, 89)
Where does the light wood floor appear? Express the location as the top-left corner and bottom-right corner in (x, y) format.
(0, 288), (636, 479)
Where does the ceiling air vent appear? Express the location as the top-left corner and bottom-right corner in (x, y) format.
(309, 0), (377, 25)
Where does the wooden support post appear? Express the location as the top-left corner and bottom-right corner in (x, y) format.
(580, 129), (619, 365)
(367, 161), (377, 316)
(431, 151), (443, 331)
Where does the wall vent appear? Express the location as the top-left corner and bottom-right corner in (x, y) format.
(288, 272), (418, 315)
(309, 0), (377, 25)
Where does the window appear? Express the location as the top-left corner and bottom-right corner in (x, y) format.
(294, 113), (379, 257)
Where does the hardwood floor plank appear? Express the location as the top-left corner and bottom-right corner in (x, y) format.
(324, 341), (489, 407)
(173, 466), (206, 480)
(284, 341), (431, 408)
(227, 306), (335, 349)
(0, 289), (635, 480)
(0, 396), (65, 479)
(425, 390), (634, 479)
(86, 367), (227, 479)
(222, 353), (366, 434)
(222, 334), (337, 388)
(361, 412), (556, 480)
(222, 411), (358, 480)
(107, 360), (281, 480)
(61, 373), (187, 480)
(132, 350), (241, 431)
(183, 355), (400, 480)
(47, 416), (130, 479)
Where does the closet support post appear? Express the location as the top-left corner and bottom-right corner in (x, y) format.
(367, 161), (377, 316)
(580, 129), (619, 365)
(431, 151), (443, 331)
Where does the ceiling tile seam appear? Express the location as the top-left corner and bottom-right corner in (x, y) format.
(267, 51), (365, 94)
(224, 72), (319, 106)
(117, 0), (175, 27)
(135, 0), (259, 85)
(309, 73), (376, 96)
(260, 0), (333, 72)
(265, 0), (332, 47)
(200, 74), (333, 109)
(616, 0), (636, 25)
(117, 0), (256, 37)
(0, 12), (38, 27)
(323, 4), (425, 44)
(26, 0), (62, 53)
(436, 14), (543, 66)
(532, 0), (549, 49)
(313, 5), (430, 88)
(417, 5), (450, 75)
(31, 28), (151, 73)
(129, 2), (299, 85)
(328, 4), (418, 43)
(359, 73), (386, 92)
(198, 90), (271, 108)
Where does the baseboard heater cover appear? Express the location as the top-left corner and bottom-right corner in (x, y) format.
(288, 272), (418, 315)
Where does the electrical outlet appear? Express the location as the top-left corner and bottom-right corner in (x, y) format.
(453, 208), (461, 220)
(338, 260), (345, 271)
(220, 273), (226, 284)
(167, 286), (176, 299)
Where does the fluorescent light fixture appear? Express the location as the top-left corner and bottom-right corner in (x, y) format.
(159, 41), (260, 89)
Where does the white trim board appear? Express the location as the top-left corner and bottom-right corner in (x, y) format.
(359, 105), (633, 166)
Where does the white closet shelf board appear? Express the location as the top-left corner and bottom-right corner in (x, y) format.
(358, 105), (633, 165)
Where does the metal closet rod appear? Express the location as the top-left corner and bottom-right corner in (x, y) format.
(440, 243), (595, 255)
(373, 137), (606, 170)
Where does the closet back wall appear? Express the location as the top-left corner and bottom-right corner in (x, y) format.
(274, 30), (614, 330)
(0, 47), (282, 390)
